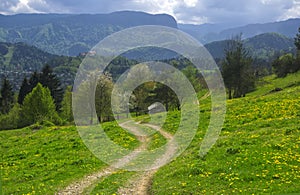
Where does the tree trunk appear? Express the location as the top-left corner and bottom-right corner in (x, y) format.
(228, 89), (232, 99)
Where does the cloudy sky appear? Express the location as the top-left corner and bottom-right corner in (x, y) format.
(1, 0), (300, 26)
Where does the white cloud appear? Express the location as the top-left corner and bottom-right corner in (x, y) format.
(10, 0), (37, 13)
(183, 0), (198, 8)
(279, 0), (300, 20)
(0, 0), (300, 26)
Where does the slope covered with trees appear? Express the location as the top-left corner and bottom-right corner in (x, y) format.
(0, 12), (177, 56)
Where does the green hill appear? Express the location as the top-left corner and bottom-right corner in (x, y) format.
(1, 71), (300, 194)
(0, 42), (83, 90)
(0, 42), (56, 71)
(150, 71), (300, 194)
(205, 32), (296, 69)
(205, 32), (295, 59)
(0, 12), (177, 56)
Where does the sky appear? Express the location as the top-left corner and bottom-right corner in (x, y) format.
(0, 0), (300, 26)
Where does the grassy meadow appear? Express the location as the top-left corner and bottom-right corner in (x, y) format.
(1, 71), (300, 194)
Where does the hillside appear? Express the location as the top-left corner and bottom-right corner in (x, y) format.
(1, 71), (299, 194)
(0, 42), (57, 89)
(0, 42), (56, 71)
(0, 42), (83, 90)
(150, 72), (300, 194)
(220, 18), (300, 40)
(205, 33), (296, 65)
(1, 32), (296, 90)
(179, 18), (300, 44)
(0, 12), (177, 56)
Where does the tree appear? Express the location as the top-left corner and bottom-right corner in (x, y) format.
(0, 78), (14, 114)
(294, 27), (300, 72)
(222, 35), (255, 99)
(272, 53), (294, 78)
(60, 86), (73, 122)
(295, 27), (300, 51)
(18, 77), (31, 105)
(18, 71), (40, 106)
(130, 83), (151, 115)
(152, 83), (179, 111)
(72, 72), (99, 125)
(40, 65), (63, 110)
(29, 71), (39, 90)
(20, 83), (59, 126)
(0, 104), (21, 130)
(95, 73), (113, 122)
(181, 65), (203, 92)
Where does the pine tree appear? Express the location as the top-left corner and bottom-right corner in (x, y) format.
(18, 72), (40, 105)
(18, 77), (31, 105)
(0, 78), (14, 114)
(294, 27), (300, 72)
(222, 35), (255, 99)
(29, 71), (39, 89)
(295, 27), (300, 51)
(20, 83), (59, 126)
(40, 65), (63, 110)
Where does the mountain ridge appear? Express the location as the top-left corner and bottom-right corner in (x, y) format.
(179, 18), (300, 44)
(205, 32), (295, 60)
(0, 11), (178, 56)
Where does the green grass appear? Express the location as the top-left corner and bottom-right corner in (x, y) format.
(89, 170), (136, 194)
(150, 73), (300, 194)
(101, 121), (139, 150)
(147, 132), (167, 151)
(0, 121), (138, 194)
(3, 46), (14, 67)
(1, 71), (300, 194)
(249, 71), (300, 97)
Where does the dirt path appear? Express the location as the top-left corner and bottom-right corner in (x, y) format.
(57, 122), (175, 195)
(56, 167), (114, 195)
(117, 123), (176, 195)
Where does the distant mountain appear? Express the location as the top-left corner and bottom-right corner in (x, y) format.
(179, 18), (300, 44)
(220, 18), (300, 39)
(204, 32), (296, 74)
(0, 11), (177, 56)
(178, 23), (235, 43)
(205, 32), (295, 60)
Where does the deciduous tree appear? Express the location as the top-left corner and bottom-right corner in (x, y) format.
(60, 86), (73, 122)
(20, 83), (59, 126)
(95, 72), (113, 122)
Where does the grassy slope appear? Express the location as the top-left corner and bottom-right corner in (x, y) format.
(0, 122), (138, 194)
(90, 72), (300, 194)
(1, 72), (300, 194)
(3, 45), (14, 67)
(150, 73), (300, 194)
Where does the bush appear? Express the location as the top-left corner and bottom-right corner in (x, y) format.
(0, 104), (21, 130)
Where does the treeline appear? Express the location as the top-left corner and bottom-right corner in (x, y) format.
(1, 27), (300, 129)
(74, 63), (206, 125)
(0, 65), (73, 130)
(272, 27), (300, 78)
(221, 27), (300, 99)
